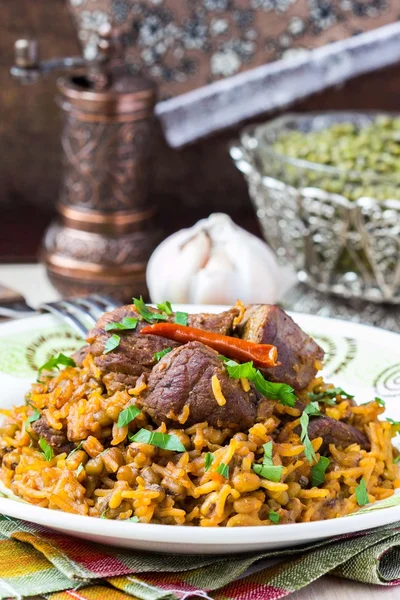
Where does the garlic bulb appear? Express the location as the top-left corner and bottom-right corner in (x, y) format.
(146, 213), (281, 305)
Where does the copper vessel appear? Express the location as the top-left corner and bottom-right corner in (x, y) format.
(11, 9), (159, 301)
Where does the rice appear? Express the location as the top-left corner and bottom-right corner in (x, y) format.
(0, 354), (399, 526)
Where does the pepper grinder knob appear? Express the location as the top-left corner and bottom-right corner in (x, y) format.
(12, 39), (41, 83)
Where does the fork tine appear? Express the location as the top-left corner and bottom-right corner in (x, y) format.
(73, 297), (105, 321)
(39, 302), (88, 337)
(90, 294), (119, 311)
(62, 300), (97, 328)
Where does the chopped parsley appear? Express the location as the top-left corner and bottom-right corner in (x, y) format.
(311, 456), (330, 487)
(374, 397), (386, 407)
(67, 441), (83, 459)
(39, 353), (76, 374)
(128, 516), (140, 523)
(394, 455), (400, 464)
(100, 510), (108, 519)
(117, 405), (141, 428)
(157, 301), (173, 316)
(300, 402), (321, 464)
(308, 387), (354, 404)
(387, 418), (400, 426)
(154, 347), (172, 362)
(252, 441), (283, 482)
(129, 428), (186, 452)
(221, 358), (296, 407)
(269, 510), (280, 524)
(174, 311), (189, 326)
(105, 317), (138, 332)
(133, 297), (168, 323)
(76, 463), (84, 476)
(25, 406), (40, 430)
(39, 437), (54, 461)
(204, 452), (214, 472)
(216, 462), (229, 478)
(355, 477), (369, 507)
(104, 334), (120, 354)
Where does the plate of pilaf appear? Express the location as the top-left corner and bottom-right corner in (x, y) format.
(0, 301), (399, 554)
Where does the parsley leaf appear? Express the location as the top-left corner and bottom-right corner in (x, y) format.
(222, 359), (296, 407)
(104, 334), (120, 354)
(387, 418), (400, 426)
(154, 347), (172, 362)
(308, 387), (354, 403)
(311, 456), (330, 487)
(25, 406), (40, 430)
(204, 452), (214, 472)
(100, 510), (108, 519)
(175, 311), (189, 326)
(128, 516), (140, 522)
(76, 463), (84, 476)
(156, 301), (173, 316)
(374, 397), (385, 406)
(133, 297), (168, 323)
(300, 402), (321, 464)
(129, 429), (186, 452)
(355, 477), (369, 507)
(67, 441), (83, 459)
(253, 463), (283, 481)
(269, 510), (280, 524)
(394, 455), (400, 464)
(39, 437), (54, 461)
(216, 462), (229, 478)
(117, 405), (141, 428)
(105, 317), (138, 332)
(39, 353), (76, 374)
(252, 440), (283, 482)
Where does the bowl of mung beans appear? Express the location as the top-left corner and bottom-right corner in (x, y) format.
(230, 112), (400, 303)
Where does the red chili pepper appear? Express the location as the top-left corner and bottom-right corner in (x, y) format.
(140, 323), (278, 368)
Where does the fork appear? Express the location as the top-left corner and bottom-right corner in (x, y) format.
(39, 294), (119, 336)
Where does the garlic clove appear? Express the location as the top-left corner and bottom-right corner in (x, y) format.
(146, 213), (282, 305)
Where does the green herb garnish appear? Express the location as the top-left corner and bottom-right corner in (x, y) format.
(117, 405), (141, 428)
(129, 429), (186, 452)
(39, 438), (54, 461)
(269, 510), (280, 524)
(204, 452), (214, 472)
(156, 301), (173, 316)
(216, 462), (229, 478)
(133, 297), (168, 323)
(128, 516), (140, 522)
(374, 397), (386, 406)
(174, 311), (189, 326)
(387, 418), (400, 426)
(39, 353), (76, 374)
(308, 387), (354, 403)
(67, 441), (83, 459)
(222, 359), (296, 407)
(311, 456), (330, 487)
(100, 510), (108, 519)
(394, 455), (400, 464)
(25, 406), (40, 430)
(300, 402), (321, 464)
(154, 347), (172, 362)
(76, 463), (84, 476)
(252, 440), (283, 482)
(105, 317), (138, 332)
(104, 334), (120, 354)
(355, 477), (369, 507)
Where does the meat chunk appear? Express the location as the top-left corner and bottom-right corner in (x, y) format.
(306, 417), (370, 453)
(32, 416), (74, 454)
(139, 341), (258, 429)
(236, 305), (324, 390)
(87, 305), (238, 393)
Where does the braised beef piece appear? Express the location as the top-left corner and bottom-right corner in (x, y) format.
(32, 416), (74, 454)
(236, 305), (324, 390)
(139, 341), (258, 429)
(87, 305), (238, 393)
(72, 346), (89, 368)
(302, 417), (370, 453)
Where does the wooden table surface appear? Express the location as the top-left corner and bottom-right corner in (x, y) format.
(3, 265), (399, 600)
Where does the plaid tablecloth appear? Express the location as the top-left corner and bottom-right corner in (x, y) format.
(0, 516), (399, 600)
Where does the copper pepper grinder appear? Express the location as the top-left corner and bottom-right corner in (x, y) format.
(11, 25), (159, 301)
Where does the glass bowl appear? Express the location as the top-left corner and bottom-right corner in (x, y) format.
(230, 112), (400, 304)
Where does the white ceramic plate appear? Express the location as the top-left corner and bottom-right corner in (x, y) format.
(0, 307), (399, 554)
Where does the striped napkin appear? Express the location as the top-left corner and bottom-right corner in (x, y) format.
(0, 516), (399, 600)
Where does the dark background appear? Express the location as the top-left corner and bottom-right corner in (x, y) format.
(1, 0), (400, 262)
